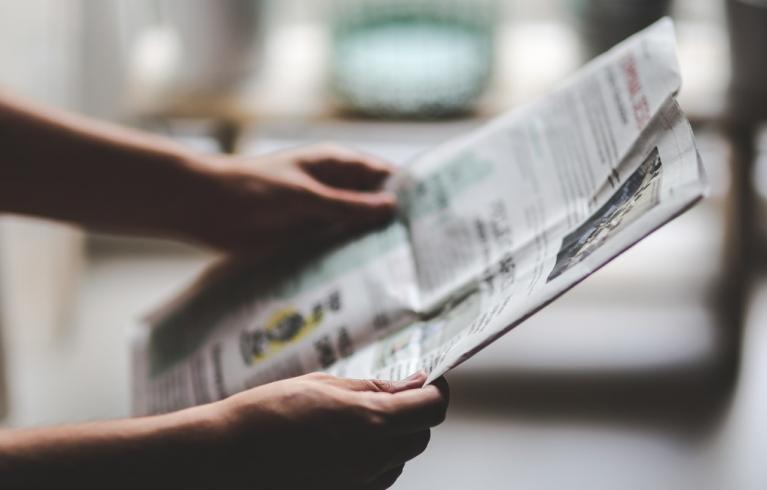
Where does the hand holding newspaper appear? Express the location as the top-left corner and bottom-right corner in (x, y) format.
(133, 19), (707, 415)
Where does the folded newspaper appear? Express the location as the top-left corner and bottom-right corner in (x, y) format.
(133, 19), (707, 415)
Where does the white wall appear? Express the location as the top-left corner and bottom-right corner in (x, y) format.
(0, 0), (86, 421)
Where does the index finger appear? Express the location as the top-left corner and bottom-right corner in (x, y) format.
(306, 143), (395, 174)
(371, 380), (449, 436)
(308, 183), (396, 225)
(299, 144), (396, 191)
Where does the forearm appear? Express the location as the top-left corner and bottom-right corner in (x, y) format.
(0, 92), (213, 238)
(0, 405), (225, 489)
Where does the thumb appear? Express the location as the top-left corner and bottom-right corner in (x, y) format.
(299, 143), (395, 191)
(312, 184), (397, 224)
(341, 372), (427, 394)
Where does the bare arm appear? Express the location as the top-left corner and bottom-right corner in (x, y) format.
(0, 92), (396, 255)
(0, 373), (448, 489)
(0, 93), (434, 489)
(0, 403), (224, 488)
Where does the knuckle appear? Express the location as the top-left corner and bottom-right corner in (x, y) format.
(433, 404), (448, 425)
(367, 379), (394, 393)
(305, 372), (333, 382)
(352, 461), (385, 485)
(335, 457), (375, 484)
(314, 141), (345, 156)
(399, 431), (431, 461)
(360, 398), (393, 429)
(381, 465), (405, 488)
(365, 411), (388, 429)
(424, 397), (448, 426)
(294, 182), (318, 197)
(437, 377), (450, 401)
(417, 429), (432, 451)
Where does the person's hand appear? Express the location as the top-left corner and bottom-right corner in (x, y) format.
(187, 143), (397, 257)
(0, 93), (397, 257)
(204, 371), (448, 489)
(0, 372), (446, 490)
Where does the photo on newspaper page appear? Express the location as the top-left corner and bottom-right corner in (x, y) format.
(132, 18), (707, 415)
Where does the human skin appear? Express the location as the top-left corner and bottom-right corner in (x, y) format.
(0, 92), (397, 257)
(0, 372), (449, 489)
(0, 92), (448, 488)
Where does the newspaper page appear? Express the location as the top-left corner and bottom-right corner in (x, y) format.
(133, 18), (707, 415)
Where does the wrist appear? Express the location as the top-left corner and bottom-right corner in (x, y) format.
(167, 151), (266, 253)
(136, 402), (234, 483)
(154, 149), (229, 245)
(166, 398), (233, 445)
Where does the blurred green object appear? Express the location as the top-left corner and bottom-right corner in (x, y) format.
(330, 0), (497, 118)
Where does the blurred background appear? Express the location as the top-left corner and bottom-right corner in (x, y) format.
(0, 0), (766, 488)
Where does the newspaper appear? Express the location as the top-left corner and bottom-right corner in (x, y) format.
(133, 18), (707, 415)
